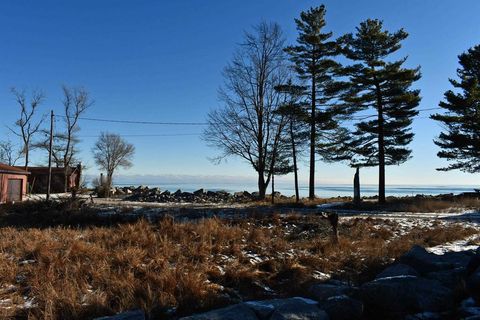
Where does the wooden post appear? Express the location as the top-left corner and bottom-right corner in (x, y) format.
(46, 110), (54, 201)
(353, 167), (360, 205)
(319, 211), (339, 244)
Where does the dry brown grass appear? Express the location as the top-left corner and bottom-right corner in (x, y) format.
(0, 202), (478, 319)
(338, 195), (480, 213)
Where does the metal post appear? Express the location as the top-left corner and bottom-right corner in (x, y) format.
(46, 110), (54, 201)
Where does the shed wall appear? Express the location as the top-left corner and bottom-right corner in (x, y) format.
(0, 173), (28, 203)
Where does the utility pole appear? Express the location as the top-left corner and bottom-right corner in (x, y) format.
(46, 110), (54, 201)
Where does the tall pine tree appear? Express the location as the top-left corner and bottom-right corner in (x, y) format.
(338, 19), (421, 203)
(275, 81), (309, 202)
(431, 45), (480, 173)
(285, 5), (340, 200)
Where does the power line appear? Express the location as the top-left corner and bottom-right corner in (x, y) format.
(55, 106), (442, 129)
(348, 107), (443, 121)
(78, 133), (201, 138)
(55, 115), (207, 126)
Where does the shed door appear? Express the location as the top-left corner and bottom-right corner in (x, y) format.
(7, 179), (22, 202)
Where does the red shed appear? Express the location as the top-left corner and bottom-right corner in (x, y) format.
(0, 163), (29, 203)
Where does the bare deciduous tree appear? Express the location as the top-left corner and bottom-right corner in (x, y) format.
(35, 86), (93, 191)
(92, 132), (135, 194)
(0, 140), (22, 166)
(59, 86), (93, 191)
(9, 88), (45, 170)
(203, 22), (288, 199)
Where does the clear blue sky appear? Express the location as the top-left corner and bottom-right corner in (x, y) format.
(1, 0), (479, 187)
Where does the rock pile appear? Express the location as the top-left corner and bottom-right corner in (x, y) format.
(184, 245), (480, 320)
(113, 186), (262, 203)
(96, 245), (480, 320)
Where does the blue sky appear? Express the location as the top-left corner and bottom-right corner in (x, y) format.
(1, 0), (480, 187)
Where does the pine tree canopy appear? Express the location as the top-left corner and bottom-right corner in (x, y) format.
(431, 44), (480, 173)
(285, 5), (342, 128)
(338, 19), (421, 167)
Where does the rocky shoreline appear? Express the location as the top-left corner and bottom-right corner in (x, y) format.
(109, 186), (286, 203)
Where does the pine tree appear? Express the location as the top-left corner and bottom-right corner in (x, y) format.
(275, 81), (309, 203)
(338, 19), (421, 203)
(285, 5), (340, 200)
(431, 45), (480, 173)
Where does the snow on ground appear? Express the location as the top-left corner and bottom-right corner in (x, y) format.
(427, 234), (480, 255)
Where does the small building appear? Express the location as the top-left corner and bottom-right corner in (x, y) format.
(23, 164), (82, 194)
(0, 163), (29, 203)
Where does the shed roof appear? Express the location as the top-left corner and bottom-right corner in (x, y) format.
(0, 163), (30, 175)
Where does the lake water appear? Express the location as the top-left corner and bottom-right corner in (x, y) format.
(113, 181), (477, 198)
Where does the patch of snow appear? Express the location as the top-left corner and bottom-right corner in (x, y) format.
(312, 271), (331, 281)
(326, 294), (350, 301)
(293, 297), (318, 305)
(374, 275), (418, 281)
(244, 251), (264, 265)
(21, 297), (36, 309)
(245, 301), (275, 309)
(426, 235), (479, 255)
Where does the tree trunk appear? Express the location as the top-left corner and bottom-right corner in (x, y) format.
(107, 172), (113, 198)
(258, 171), (267, 200)
(309, 72), (316, 200)
(24, 147), (29, 171)
(63, 165), (69, 193)
(374, 79), (386, 204)
(353, 167), (360, 205)
(290, 119), (300, 203)
(271, 173), (275, 204)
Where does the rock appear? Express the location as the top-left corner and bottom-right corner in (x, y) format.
(404, 312), (444, 320)
(467, 267), (480, 299)
(459, 297), (480, 319)
(439, 251), (472, 268)
(320, 295), (363, 320)
(425, 267), (466, 291)
(399, 245), (457, 274)
(179, 303), (259, 320)
(243, 301), (275, 319)
(309, 282), (357, 302)
(267, 297), (328, 320)
(174, 189), (182, 196)
(193, 188), (205, 196)
(94, 309), (145, 320)
(467, 252), (480, 276)
(376, 263), (420, 279)
(360, 276), (454, 319)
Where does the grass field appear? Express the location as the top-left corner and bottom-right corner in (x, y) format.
(0, 200), (479, 319)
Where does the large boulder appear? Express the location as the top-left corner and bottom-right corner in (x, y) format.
(467, 267), (480, 299)
(376, 263), (419, 279)
(179, 303), (258, 320)
(319, 295), (363, 320)
(94, 310), (145, 320)
(309, 282), (357, 302)
(360, 276), (454, 319)
(267, 297), (329, 320)
(399, 246), (462, 274)
(243, 301), (275, 319)
(425, 268), (466, 291)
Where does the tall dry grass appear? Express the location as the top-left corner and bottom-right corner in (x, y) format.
(0, 203), (478, 319)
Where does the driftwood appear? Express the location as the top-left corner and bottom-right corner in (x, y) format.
(318, 211), (339, 244)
